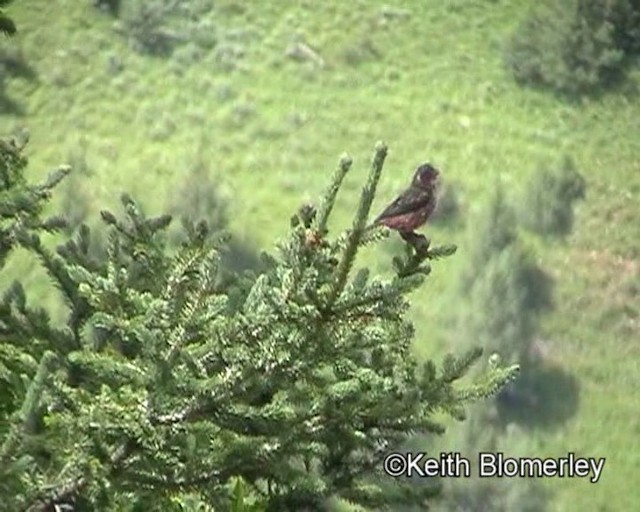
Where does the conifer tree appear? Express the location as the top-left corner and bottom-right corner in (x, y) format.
(0, 133), (518, 511)
(438, 187), (553, 512)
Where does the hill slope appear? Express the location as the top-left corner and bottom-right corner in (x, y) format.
(3, 1), (639, 510)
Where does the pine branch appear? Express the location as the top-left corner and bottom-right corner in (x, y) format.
(315, 153), (353, 234)
(327, 142), (387, 305)
(394, 237), (458, 278)
(18, 231), (80, 317)
(124, 467), (223, 491)
(0, 351), (56, 466)
(441, 346), (484, 383)
(22, 440), (136, 512)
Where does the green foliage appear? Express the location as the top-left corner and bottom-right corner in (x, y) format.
(0, 130), (69, 268)
(519, 156), (586, 238)
(92, 0), (121, 17)
(119, 0), (216, 56)
(58, 152), (91, 235)
(439, 187), (556, 512)
(440, 412), (551, 512)
(165, 141), (262, 279)
(505, 0), (640, 95)
(167, 142), (228, 236)
(1, 44), (37, 115)
(0, 137), (518, 511)
(459, 187), (553, 364)
(0, 0), (16, 37)
(595, 0), (640, 54)
(120, 0), (182, 56)
(462, 245), (552, 364)
(460, 187), (516, 291)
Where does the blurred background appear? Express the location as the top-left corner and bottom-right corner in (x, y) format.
(1, 1), (639, 510)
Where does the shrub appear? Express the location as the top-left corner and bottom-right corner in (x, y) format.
(0, 0), (16, 37)
(118, 0), (217, 57)
(1, 45), (37, 115)
(518, 156), (586, 238)
(92, 0), (121, 17)
(598, 0), (640, 54)
(505, 0), (640, 95)
(120, 0), (184, 56)
(166, 147), (228, 235)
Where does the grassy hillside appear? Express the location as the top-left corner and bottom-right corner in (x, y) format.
(3, 1), (639, 510)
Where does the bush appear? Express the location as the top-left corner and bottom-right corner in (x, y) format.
(518, 156), (586, 238)
(165, 148), (264, 276)
(59, 146), (92, 235)
(505, 0), (640, 95)
(0, 45), (37, 115)
(599, 0), (640, 54)
(92, 0), (121, 17)
(120, 0), (186, 56)
(118, 0), (216, 57)
(0, 0), (16, 37)
(166, 148), (228, 235)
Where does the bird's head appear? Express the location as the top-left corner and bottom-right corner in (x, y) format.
(412, 163), (440, 190)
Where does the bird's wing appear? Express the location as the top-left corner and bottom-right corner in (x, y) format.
(374, 191), (431, 223)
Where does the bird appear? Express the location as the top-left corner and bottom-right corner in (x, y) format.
(372, 163), (440, 235)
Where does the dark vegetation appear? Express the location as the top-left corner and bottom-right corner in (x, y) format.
(1, 1), (37, 115)
(93, 0), (120, 17)
(1, 13), (37, 116)
(99, 0), (217, 57)
(518, 156), (586, 238)
(0, 0), (16, 37)
(506, 0), (640, 95)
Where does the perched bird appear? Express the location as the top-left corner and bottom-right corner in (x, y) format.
(372, 163), (440, 234)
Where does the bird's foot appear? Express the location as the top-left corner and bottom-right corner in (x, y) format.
(400, 231), (430, 256)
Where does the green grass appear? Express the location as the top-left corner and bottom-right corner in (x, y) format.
(4, 1), (640, 510)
